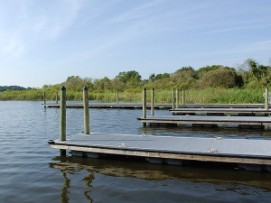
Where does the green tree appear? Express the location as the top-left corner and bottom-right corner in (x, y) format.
(197, 68), (242, 88)
(93, 77), (112, 91)
(116, 70), (141, 83)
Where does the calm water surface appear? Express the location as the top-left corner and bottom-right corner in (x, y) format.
(0, 101), (271, 203)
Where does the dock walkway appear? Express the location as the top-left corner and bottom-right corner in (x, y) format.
(175, 104), (269, 108)
(170, 108), (271, 116)
(137, 115), (271, 129)
(46, 103), (171, 109)
(49, 133), (271, 166)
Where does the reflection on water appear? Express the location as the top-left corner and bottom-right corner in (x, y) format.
(49, 156), (271, 203)
(1, 101), (271, 202)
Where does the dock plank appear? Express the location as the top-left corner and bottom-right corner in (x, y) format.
(49, 133), (271, 165)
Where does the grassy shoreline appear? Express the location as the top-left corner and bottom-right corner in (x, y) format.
(0, 88), (266, 104)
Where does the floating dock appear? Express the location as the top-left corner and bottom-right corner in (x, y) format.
(45, 103), (270, 110)
(170, 108), (271, 116)
(45, 103), (171, 110)
(49, 133), (271, 169)
(137, 115), (271, 129)
(175, 104), (269, 108)
(49, 87), (271, 171)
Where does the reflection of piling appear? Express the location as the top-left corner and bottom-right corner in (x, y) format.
(60, 86), (66, 156)
(61, 172), (70, 203)
(151, 88), (155, 116)
(83, 86), (90, 134)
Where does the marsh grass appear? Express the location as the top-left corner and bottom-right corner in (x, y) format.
(0, 88), (266, 104)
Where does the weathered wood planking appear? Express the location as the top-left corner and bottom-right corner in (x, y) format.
(170, 108), (271, 116)
(49, 133), (271, 166)
(137, 115), (271, 129)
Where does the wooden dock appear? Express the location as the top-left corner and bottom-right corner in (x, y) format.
(49, 133), (271, 168)
(137, 115), (271, 129)
(45, 103), (171, 110)
(49, 87), (271, 171)
(170, 108), (271, 116)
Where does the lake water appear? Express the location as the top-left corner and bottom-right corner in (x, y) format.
(0, 101), (271, 203)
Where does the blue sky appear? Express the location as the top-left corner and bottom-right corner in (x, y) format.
(0, 0), (271, 87)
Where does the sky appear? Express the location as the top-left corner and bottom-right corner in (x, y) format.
(0, 0), (271, 87)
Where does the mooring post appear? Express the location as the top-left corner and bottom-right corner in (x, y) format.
(182, 90), (186, 105)
(60, 86), (66, 156)
(172, 89), (175, 109)
(143, 88), (147, 118)
(176, 89), (179, 109)
(56, 92), (59, 104)
(151, 88), (155, 116)
(43, 91), (46, 108)
(265, 86), (269, 110)
(142, 88), (147, 127)
(264, 86), (269, 130)
(83, 86), (90, 134)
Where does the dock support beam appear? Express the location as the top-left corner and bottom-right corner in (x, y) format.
(151, 88), (155, 116)
(176, 89), (179, 109)
(182, 90), (186, 105)
(83, 86), (90, 134)
(60, 86), (66, 156)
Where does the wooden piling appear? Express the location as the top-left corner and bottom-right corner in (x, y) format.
(151, 88), (155, 116)
(265, 86), (269, 110)
(182, 90), (186, 105)
(83, 86), (90, 134)
(60, 86), (66, 156)
(176, 89), (179, 109)
(142, 88), (147, 127)
(56, 92), (59, 104)
(43, 92), (46, 107)
(143, 88), (147, 118)
(172, 89), (175, 109)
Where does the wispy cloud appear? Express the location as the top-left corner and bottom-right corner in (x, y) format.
(0, 0), (83, 58)
(109, 0), (165, 23)
(199, 22), (271, 35)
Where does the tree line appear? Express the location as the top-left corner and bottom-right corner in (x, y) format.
(0, 86), (29, 92)
(0, 58), (270, 102)
(42, 58), (271, 93)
